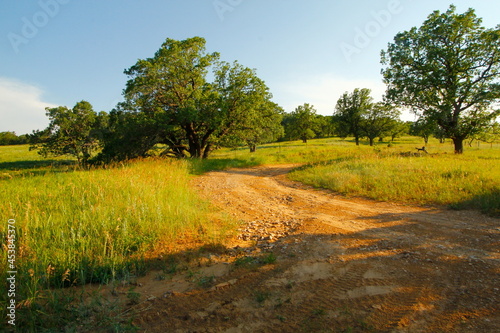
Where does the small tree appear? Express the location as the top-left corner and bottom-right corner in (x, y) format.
(334, 88), (372, 145)
(475, 121), (500, 147)
(219, 101), (284, 152)
(30, 101), (104, 166)
(243, 101), (284, 152)
(386, 119), (409, 142)
(410, 117), (438, 144)
(360, 103), (401, 146)
(287, 103), (318, 143)
(382, 6), (500, 153)
(211, 61), (280, 154)
(0, 132), (28, 145)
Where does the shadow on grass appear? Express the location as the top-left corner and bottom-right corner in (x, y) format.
(0, 159), (76, 171)
(451, 188), (500, 217)
(188, 158), (263, 175)
(0, 159), (77, 180)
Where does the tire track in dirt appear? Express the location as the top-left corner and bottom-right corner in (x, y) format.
(131, 164), (499, 332)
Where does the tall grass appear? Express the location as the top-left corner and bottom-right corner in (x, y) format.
(286, 144), (500, 216)
(0, 155), (233, 331)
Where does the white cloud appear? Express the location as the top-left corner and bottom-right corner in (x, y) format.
(0, 77), (56, 134)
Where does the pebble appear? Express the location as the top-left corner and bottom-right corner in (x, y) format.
(237, 218), (302, 243)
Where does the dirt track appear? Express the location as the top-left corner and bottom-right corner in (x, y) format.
(132, 164), (499, 332)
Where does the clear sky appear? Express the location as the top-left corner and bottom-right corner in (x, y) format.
(1, 0), (499, 134)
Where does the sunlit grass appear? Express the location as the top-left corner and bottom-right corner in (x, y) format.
(1, 158), (225, 283)
(210, 137), (500, 215)
(1, 137), (499, 330)
(0, 151), (235, 330)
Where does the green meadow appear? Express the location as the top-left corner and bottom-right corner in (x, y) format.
(1, 137), (499, 331)
(0, 146), (236, 331)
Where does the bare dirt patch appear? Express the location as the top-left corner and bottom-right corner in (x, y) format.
(127, 164), (499, 332)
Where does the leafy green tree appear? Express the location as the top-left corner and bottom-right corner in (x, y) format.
(287, 103), (318, 143)
(223, 100), (284, 152)
(122, 37), (218, 159)
(315, 115), (336, 138)
(360, 103), (401, 146)
(211, 61), (280, 153)
(381, 5), (500, 153)
(0, 132), (27, 145)
(481, 122), (500, 147)
(471, 121), (500, 147)
(384, 119), (409, 142)
(410, 117), (438, 144)
(30, 101), (104, 166)
(334, 88), (373, 145)
(119, 37), (278, 159)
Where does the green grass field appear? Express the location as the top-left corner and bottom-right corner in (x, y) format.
(1, 137), (499, 331)
(0, 147), (236, 331)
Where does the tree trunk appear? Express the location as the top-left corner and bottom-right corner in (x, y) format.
(369, 137), (374, 146)
(202, 143), (212, 159)
(249, 144), (257, 153)
(355, 136), (360, 146)
(452, 137), (464, 154)
(189, 145), (201, 158)
(187, 137), (202, 158)
(185, 123), (207, 159)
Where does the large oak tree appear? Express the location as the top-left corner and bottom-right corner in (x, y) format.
(119, 37), (280, 159)
(381, 6), (500, 153)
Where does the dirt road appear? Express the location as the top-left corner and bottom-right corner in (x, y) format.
(133, 165), (499, 332)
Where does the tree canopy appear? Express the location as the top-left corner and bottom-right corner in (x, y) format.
(333, 88), (373, 145)
(359, 102), (401, 146)
(286, 103), (318, 143)
(381, 5), (500, 153)
(0, 132), (28, 145)
(102, 37), (281, 160)
(30, 101), (106, 166)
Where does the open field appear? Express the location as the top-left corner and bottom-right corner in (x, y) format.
(0, 147), (235, 331)
(1, 137), (499, 331)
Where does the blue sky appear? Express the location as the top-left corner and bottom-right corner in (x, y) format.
(1, 0), (499, 134)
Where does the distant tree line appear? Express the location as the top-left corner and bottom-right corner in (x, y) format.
(281, 100), (407, 145)
(27, 6), (499, 165)
(0, 132), (28, 145)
